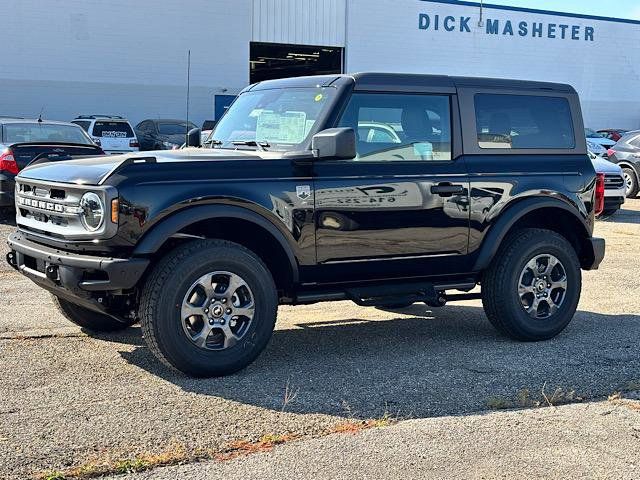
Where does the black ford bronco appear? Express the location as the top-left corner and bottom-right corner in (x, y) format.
(7, 73), (605, 377)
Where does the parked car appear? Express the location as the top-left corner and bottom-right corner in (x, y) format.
(607, 130), (640, 198)
(72, 115), (139, 155)
(0, 119), (104, 208)
(7, 73), (605, 377)
(597, 128), (628, 143)
(585, 128), (615, 151)
(135, 119), (197, 151)
(589, 151), (625, 216)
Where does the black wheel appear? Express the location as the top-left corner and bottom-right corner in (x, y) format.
(52, 295), (135, 332)
(139, 239), (278, 377)
(623, 167), (639, 198)
(482, 228), (581, 341)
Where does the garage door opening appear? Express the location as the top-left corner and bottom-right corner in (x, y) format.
(250, 42), (343, 83)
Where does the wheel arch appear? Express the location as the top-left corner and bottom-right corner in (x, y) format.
(473, 198), (595, 272)
(133, 205), (300, 291)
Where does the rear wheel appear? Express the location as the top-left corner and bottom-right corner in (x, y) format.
(482, 228), (581, 341)
(140, 239), (278, 377)
(52, 295), (135, 332)
(623, 167), (639, 198)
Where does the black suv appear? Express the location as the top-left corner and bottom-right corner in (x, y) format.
(6, 73), (605, 377)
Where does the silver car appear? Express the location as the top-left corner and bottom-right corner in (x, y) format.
(590, 151), (626, 216)
(608, 130), (640, 198)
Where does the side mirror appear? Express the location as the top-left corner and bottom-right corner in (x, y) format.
(312, 128), (356, 160)
(186, 128), (201, 148)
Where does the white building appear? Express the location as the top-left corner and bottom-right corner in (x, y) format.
(2, 0), (639, 129)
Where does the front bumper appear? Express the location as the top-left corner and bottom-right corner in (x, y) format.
(587, 237), (606, 270)
(6, 230), (149, 311)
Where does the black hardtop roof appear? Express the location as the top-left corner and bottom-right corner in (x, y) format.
(248, 72), (576, 94)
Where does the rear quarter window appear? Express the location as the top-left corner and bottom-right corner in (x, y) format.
(474, 94), (575, 150)
(92, 121), (134, 138)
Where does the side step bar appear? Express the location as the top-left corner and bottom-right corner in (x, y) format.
(294, 280), (479, 306)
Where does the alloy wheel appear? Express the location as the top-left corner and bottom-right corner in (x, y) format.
(518, 254), (567, 319)
(180, 271), (255, 350)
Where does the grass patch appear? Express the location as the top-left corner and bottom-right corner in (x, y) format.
(34, 413), (399, 479)
(486, 396), (512, 410)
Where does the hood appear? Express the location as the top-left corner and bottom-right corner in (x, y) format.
(16, 148), (265, 185)
(591, 155), (623, 174)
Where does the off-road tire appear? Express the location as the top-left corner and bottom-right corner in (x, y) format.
(139, 239), (278, 377)
(482, 228), (581, 341)
(52, 295), (135, 332)
(623, 167), (639, 198)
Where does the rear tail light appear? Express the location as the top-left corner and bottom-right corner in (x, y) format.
(594, 172), (605, 216)
(129, 139), (139, 148)
(607, 148), (616, 157)
(0, 149), (19, 175)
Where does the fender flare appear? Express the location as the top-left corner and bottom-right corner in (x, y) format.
(472, 197), (591, 272)
(133, 204), (299, 282)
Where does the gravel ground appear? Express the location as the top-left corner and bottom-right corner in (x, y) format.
(0, 201), (639, 479)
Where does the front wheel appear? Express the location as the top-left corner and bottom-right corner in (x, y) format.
(139, 239), (278, 377)
(482, 228), (581, 341)
(623, 167), (639, 198)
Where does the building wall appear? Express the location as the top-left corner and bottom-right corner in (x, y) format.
(346, 0), (640, 129)
(0, 0), (252, 126)
(252, 0), (346, 46)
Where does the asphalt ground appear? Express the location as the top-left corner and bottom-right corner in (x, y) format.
(0, 201), (639, 479)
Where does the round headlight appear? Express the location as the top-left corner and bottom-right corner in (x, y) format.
(79, 192), (104, 231)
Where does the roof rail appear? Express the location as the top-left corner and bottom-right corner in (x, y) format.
(75, 115), (125, 119)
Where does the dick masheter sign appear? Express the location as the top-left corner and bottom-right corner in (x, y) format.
(418, 12), (595, 42)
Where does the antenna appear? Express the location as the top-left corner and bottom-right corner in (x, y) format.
(478, 0), (484, 27)
(38, 106), (44, 123)
(185, 50), (191, 145)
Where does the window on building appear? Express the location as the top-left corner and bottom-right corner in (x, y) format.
(475, 94), (575, 149)
(337, 93), (452, 161)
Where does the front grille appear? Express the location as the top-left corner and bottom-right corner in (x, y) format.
(604, 174), (624, 190)
(15, 179), (117, 240)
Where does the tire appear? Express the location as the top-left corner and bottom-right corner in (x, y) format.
(139, 239), (278, 377)
(623, 167), (639, 198)
(482, 228), (581, 342)
(52, 295), (135, 332)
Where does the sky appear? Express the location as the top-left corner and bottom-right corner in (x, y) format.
(479, 0), (640, 20)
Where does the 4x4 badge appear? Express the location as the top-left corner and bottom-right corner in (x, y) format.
(296, 185), (311, 200)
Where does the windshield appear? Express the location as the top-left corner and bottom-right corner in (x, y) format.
(3, 123), (93, 145)
(158, 122), (196, 135)
(585, 128), (604, 138)
(93, 121), (134, 138)
(211, 87), (336, 150)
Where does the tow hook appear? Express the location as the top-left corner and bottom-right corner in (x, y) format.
(6, 252), (17, 269)
(45, 264), (59, 281)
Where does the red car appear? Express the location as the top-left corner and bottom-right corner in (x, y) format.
(598, 129), (629, 142)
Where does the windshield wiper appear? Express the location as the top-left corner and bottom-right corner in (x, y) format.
(231, 140), (270, 151)
(205, 139), (223, 148)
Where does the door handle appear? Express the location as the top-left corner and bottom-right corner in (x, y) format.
(431, 183), (464, 196)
